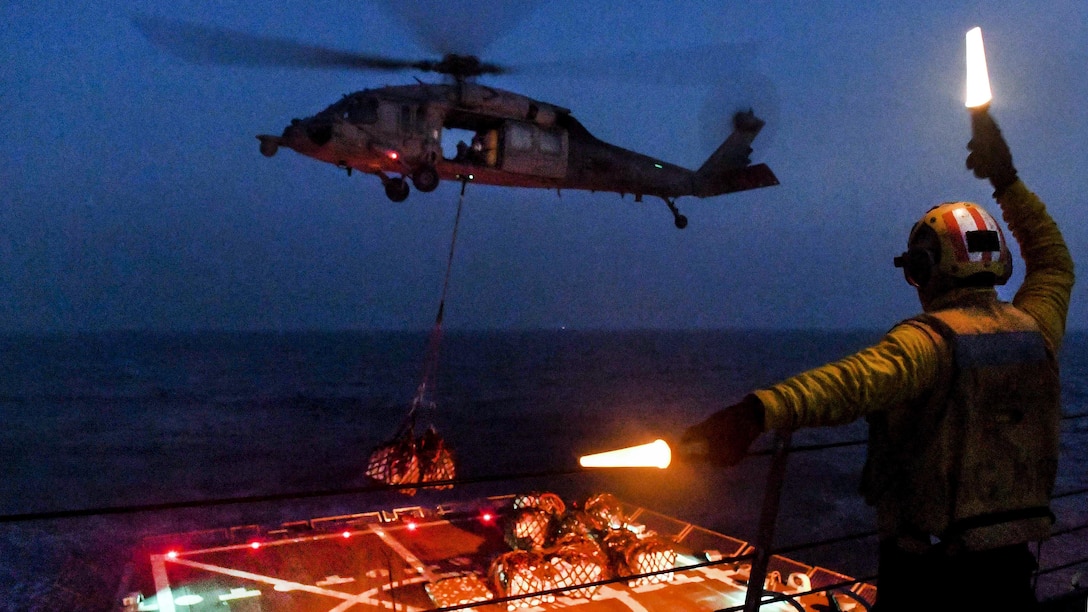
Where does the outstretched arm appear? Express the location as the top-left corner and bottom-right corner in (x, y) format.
(966, 111), (1074, 352)
(999, 181), (1074, 352)
(754, 322), (946, 430)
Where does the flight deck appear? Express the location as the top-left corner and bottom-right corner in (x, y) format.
(120, 493), (876, 612)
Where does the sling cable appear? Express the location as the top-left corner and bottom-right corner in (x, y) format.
(365, 181), (469, 494)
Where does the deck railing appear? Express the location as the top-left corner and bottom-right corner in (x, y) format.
(734, 410), (1088, 610)
(1, 413), (1084, 611)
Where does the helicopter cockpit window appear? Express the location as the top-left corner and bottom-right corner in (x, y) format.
(344, 97), (378, 125)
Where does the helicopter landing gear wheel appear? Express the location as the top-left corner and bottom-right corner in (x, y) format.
(412, 165), (440, 193)
(663, 197), (688, 229)
(385, 178), (410, 202)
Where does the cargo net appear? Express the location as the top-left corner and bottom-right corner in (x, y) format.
(602, 528), (678, 587)
(425, 574), (494, 609)
(487, 492), (678, 610)
(365, 410), (455, 496)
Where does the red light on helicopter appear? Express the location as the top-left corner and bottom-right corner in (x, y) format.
(480, 512), (494, 524)
(342, 531), (352, 539)
(250, 541), (261, 550)
(406, 521), (418, 531)
(167, 550), (179, 560)
(387, 151), (399, 160)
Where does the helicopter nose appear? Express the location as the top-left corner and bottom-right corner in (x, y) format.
(305, 123), (333, 146)
(279, 119), (331, 152)
(279, 124), (304, 152)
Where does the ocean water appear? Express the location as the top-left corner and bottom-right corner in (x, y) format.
(1, 330), (1085, 610)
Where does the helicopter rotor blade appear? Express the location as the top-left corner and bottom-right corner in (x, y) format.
(375, 0), (544, 58)
(133, 14), (436, 73)
(515, 41), (764, 87)
(501, 39), (780, 153)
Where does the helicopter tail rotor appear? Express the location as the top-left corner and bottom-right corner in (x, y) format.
(692, 110), (779, 198)
(698, 69), (780, 154)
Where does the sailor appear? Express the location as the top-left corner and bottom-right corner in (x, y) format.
(454, 133), (486, 165)
(469, 132), (486, 163)
(682, 111), (1074, 612)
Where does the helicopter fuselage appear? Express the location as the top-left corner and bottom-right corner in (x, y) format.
(258, 82), (776, 228)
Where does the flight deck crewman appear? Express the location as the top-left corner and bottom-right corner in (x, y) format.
(681, 112), (1074, 612)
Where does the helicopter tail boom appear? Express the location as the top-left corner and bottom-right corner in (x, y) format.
(692, 110), (778, 197)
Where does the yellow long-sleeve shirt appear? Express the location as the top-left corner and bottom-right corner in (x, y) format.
(754, 180), (1075, 430)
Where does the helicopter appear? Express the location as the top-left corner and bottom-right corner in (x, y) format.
(136, 15), (778, 229)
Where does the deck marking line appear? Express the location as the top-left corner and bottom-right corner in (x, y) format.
(317, 575), (356, 586)
(150, 554), (177, 612)
(597, 585), (651, 612)
(169, 556), (352, 600)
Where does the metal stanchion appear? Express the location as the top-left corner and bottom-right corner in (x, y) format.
(744, 429), (793, 612)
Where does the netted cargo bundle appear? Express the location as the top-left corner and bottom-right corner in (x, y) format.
(583, 492), (626, 530)
(548, 538), (609, 599)
(504, 507), (553, 551)
(364, 435), (420, 492)
(554, 509), (599, 542)
(488, 550), (556, 610)
(601, 528), (640, 577)
(366, 419), (455, 495)
(511, 493), (539, 511)
(623, 537), (678, 586)
(512, 491), (566, 517)
(553, 533), (609, 569)
(599, 529), (677, 585)
(417, 426), (455, 488)
(425, 574), (494, 608)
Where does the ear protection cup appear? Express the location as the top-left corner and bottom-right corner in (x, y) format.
(894, 246), (937, 288)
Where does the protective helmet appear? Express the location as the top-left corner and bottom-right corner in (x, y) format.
(893, 201), (1012, 288)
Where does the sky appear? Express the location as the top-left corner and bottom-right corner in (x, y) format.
(2, 0), (1086, 332)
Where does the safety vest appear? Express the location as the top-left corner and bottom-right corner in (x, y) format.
(863, 302), (1061, 551)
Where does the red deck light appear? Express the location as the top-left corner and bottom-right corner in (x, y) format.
(166, 550), (179, 560)
(342, 531), (352, 539)
(250, 541), (261, 550)
(480, 512), (494, 523)
(406, 520), (418, 531)
(387, 151), (399, 160)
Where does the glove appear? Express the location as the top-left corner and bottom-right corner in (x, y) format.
(966, 110), (1018, 195)
(680, 395), (765, 466)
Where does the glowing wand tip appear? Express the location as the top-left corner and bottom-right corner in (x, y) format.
(579, 439), (672, 469)
(965, 26), (992, 109)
